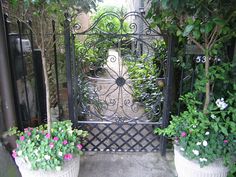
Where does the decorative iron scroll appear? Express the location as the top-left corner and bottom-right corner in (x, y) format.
(72, 11), (166, 123)
(72, 11), (163, 36)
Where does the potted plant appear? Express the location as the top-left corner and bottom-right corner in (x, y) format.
(156, 87), (236, 177)
(7, 120), (87, 177)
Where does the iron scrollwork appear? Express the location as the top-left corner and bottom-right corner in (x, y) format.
(72, 11), (165, 123)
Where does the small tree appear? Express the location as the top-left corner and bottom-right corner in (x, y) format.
(147, 0), (236, 112)
(9, 0), (100, 133)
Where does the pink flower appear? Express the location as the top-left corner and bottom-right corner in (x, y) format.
(49, 142), (54, 149)
(24, 128), (28, 132)
(223, 140), (228, 144)
(12, 150), (17, 159)
(77, 144), (83, 150)
(53, 137), (59, 141)
(27, 132), (31, 136)
(64, 153), (73, 160)
(45, 133), (50, 139)
(20, 136), (25, 141)
(174, 137), (179, 144)
(181, 132), (187, 137)
(29, 127), (33, 131)
(63, 140), (68, 145)
(16, 144), (19, 148)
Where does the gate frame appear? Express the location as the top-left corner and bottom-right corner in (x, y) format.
(64, 12), (175, 154)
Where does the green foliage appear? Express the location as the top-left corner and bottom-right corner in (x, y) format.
(155, 90), (236, 173)
(155, 61), (236, 175)
(148, 1), (236, 175)
(147, 0), (236, 50)
(125, 40), (167, 120)
(75, 6), (131, 69)
(91, 6), (129, 33)
(8, 121), (88, 170)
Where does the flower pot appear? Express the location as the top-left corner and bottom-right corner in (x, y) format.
(174, 146), (228, 177)
(15, 156), (80, 177)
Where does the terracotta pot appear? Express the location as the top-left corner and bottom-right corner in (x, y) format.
(174, 145), (228, 177)
(15, 156), (80, 177)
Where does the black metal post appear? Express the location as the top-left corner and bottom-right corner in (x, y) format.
(64, 13), (76, 125)
(177, 58), (185, 115)
(28, 20), (40, 120)
(33, 50), (47, 123)
(160, 35), (175, 156)
(191, 57), (196, 92)
(17, 20), (31, 121)
(52, 20), (62, 120)
(0, 1), (17, 135)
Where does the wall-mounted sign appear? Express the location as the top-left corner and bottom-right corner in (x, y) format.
(185, 44), (204, 55)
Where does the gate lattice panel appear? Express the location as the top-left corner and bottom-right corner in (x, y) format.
(79, 121), (160, 152)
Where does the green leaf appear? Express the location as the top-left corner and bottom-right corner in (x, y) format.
(161, 0), (169, 9)
(219, 125), (228, 136)
(9, 0), (18, 7)
(193, 30), (201, 39)
(183, 25), (194, 37)
(176, 29), (182, 36)
(213, 18), (225, 26)
(205, 22), (214, 34)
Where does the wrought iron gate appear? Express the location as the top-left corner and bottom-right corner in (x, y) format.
(64, 11), (174, 153)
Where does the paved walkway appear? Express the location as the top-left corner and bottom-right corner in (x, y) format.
(79, 151), (176, 177)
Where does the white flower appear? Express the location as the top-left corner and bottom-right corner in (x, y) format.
(68, 130), (73, 135)
(200, 158), (207, 162)
(203, 140), (208, 146)
(205, 132), (210, 135)
(215, 98), (228, 110)
(180, 148), (185, 151)
(18, 151), (22, 156)
(58, 151), (63, 157)
(192, 150), (199, 156)
(196, 142), (201, 146)
(211, 114), (216, 119)
(44, 155), (51, 160)
(34, 149), (39, 154)
(56, 166), (61, 171)
(193, 125), (197, 128)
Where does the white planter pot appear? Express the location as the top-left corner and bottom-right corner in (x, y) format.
(174, 146), (228, 177)
(15, 156), (80, 177)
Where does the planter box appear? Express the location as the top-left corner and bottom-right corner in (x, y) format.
(174, 146), (228, 177)
(15, 156), (80, 177)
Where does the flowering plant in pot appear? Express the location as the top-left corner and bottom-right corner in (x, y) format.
(156, 87), (236, 177)
(7, 120), (88, 177)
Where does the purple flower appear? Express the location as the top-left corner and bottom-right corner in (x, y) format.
(64, 153), (73, 160)
(45, 133), (50, 139)
(53, 137), (59, 141)
(63, 140), (68, 145)
(223, 140), (228, 144)
(49, 142), (54, 149)
(20, 136), (25, 141)
(174, 137), (179, 144)
(77, 144), (83, 150)
(12, 150), (17, 158)
(181, 132), (187, 137)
